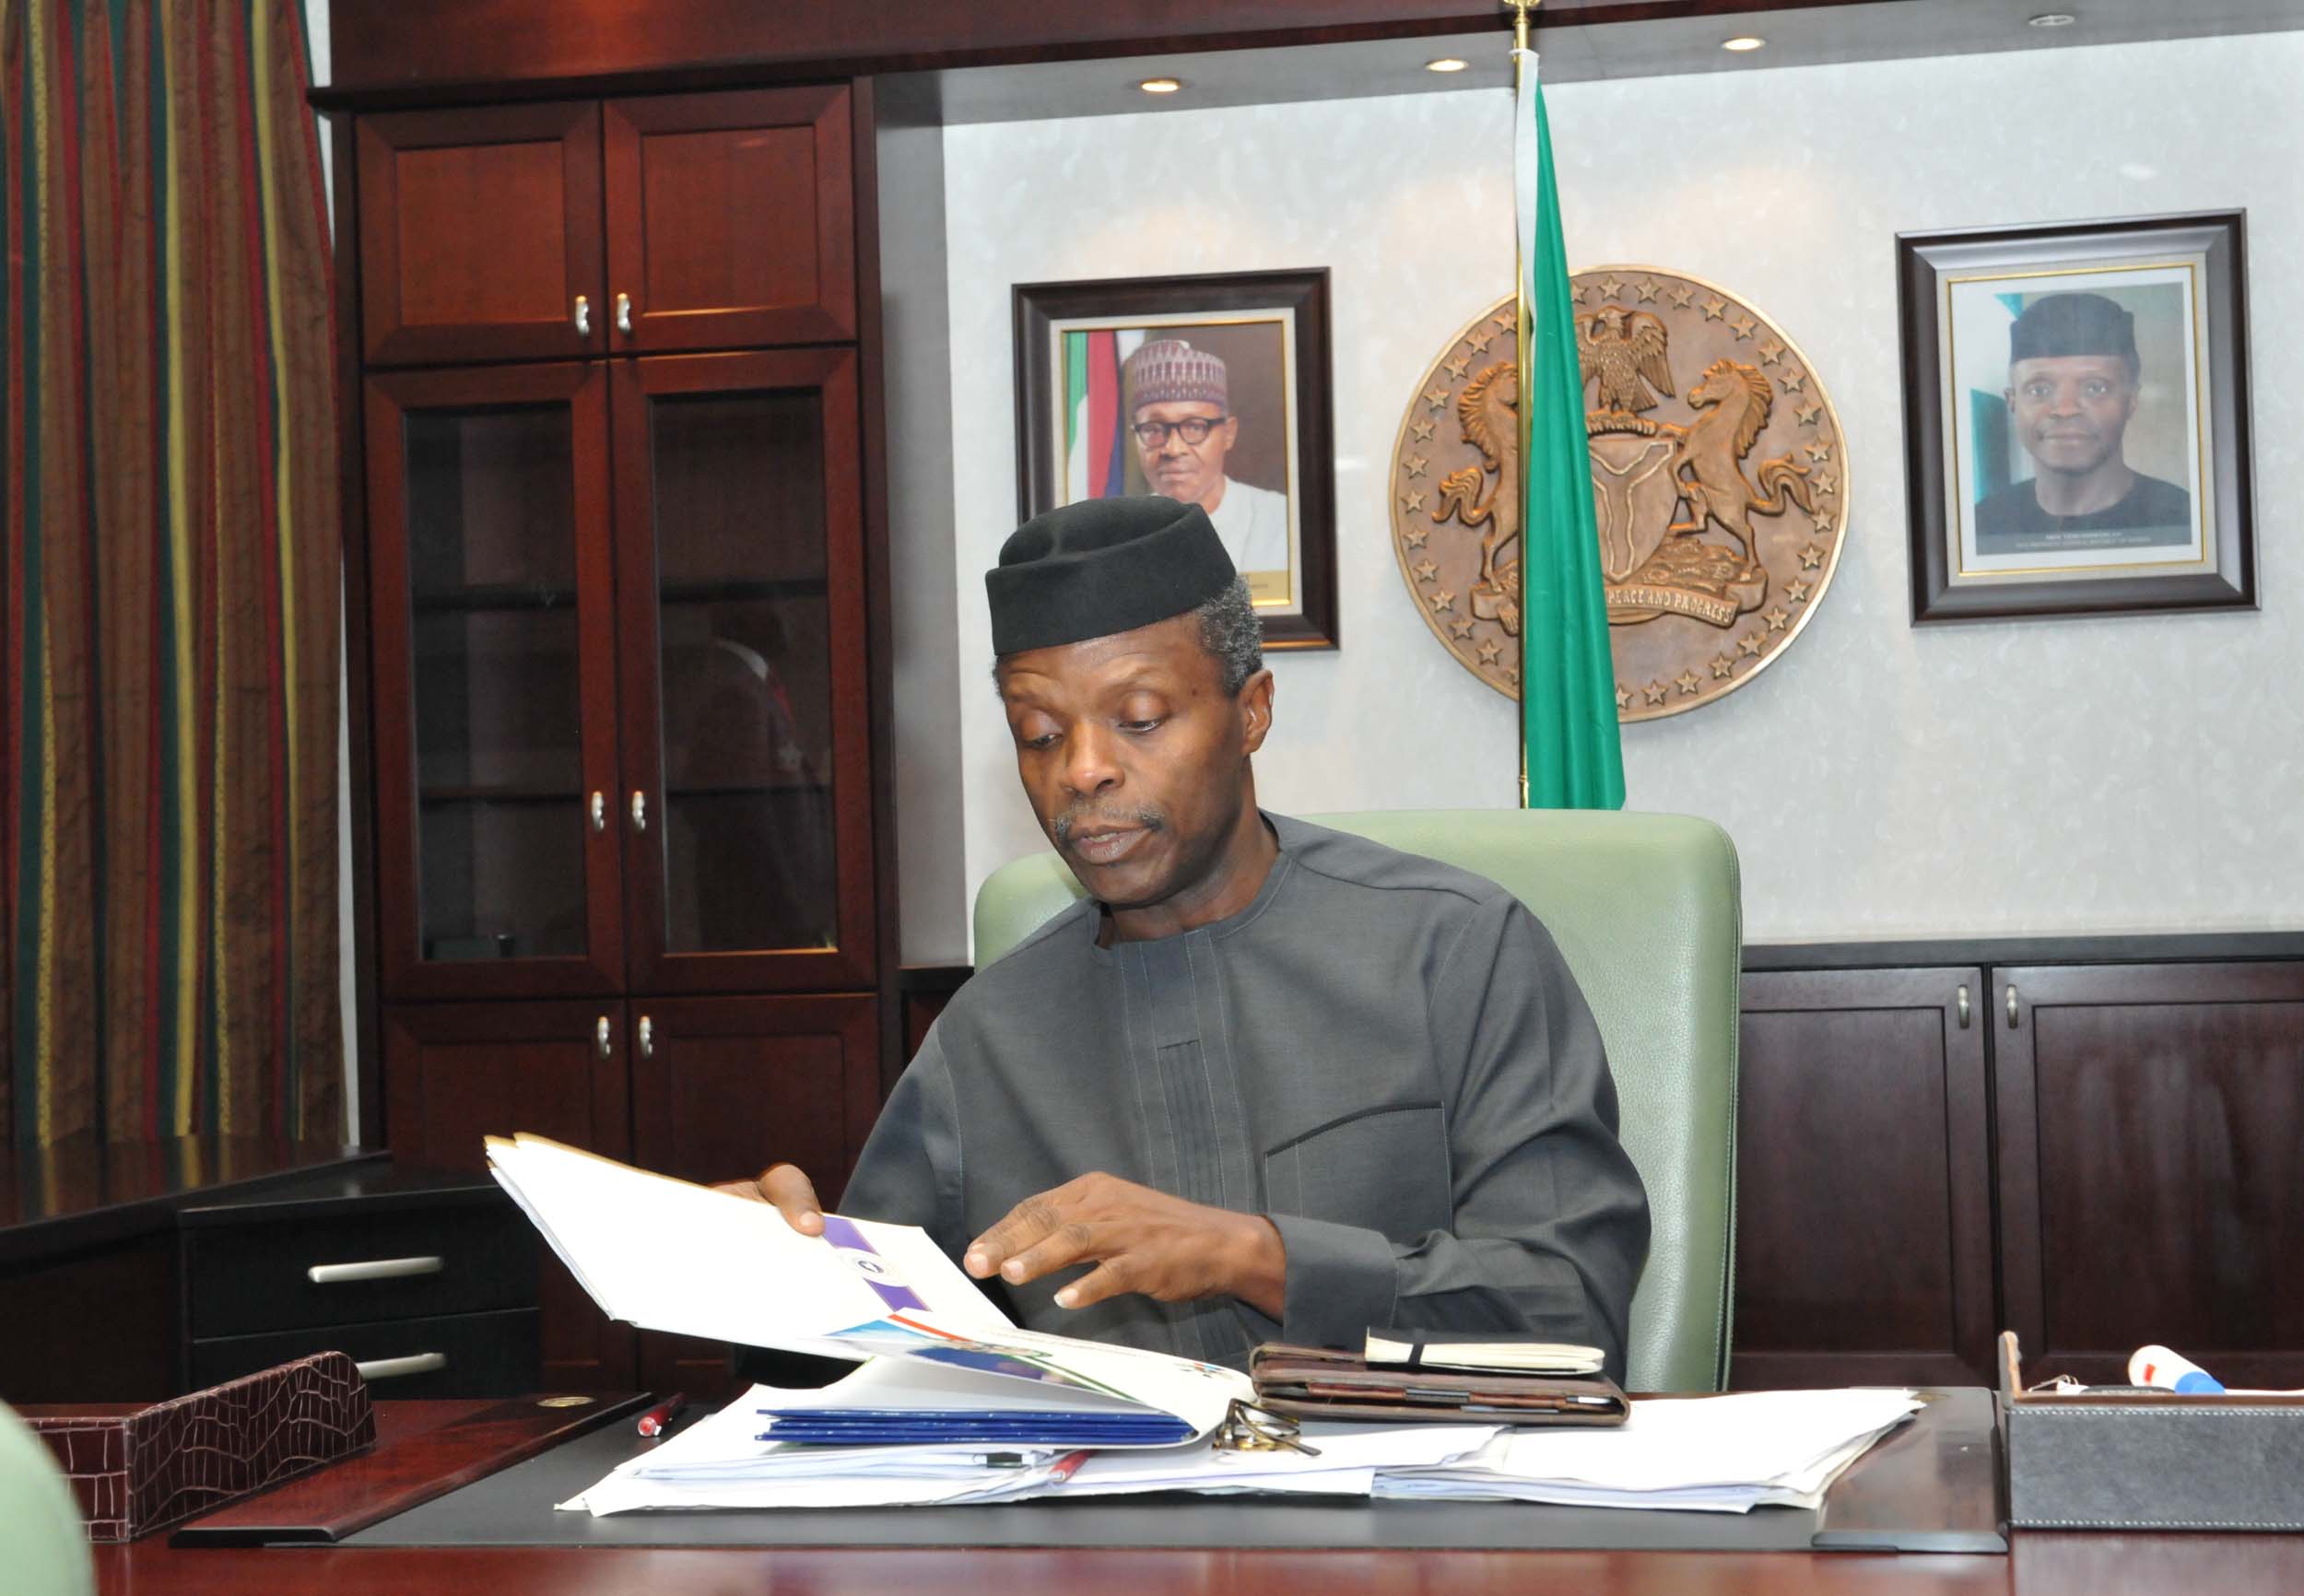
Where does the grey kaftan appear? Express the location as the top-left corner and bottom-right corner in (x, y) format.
(842, 814), (1651, 1380)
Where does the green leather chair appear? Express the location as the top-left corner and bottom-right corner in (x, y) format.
(971, 809), (1742, 1392)
(0, 1402), (95, 1596)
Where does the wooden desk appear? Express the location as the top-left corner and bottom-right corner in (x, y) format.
(85, 1402), (2304, 1595)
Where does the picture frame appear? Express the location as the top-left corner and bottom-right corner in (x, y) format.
(1897, 211), (2256, 624)
(1013, 268), (1338, 651)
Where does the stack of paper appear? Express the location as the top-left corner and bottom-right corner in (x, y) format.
(486, 1134), (1252, 1448)
(566, 1374), (1503, 1515)
(1377, 1388), (1923, 1512)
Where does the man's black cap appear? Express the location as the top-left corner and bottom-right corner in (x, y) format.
(987, 497), (1237, 655)
(2010, 291), (2138, 365)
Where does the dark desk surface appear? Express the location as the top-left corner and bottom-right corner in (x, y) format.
(0, 1135), (386, 1265)
(88, 1401), (2304, 1595)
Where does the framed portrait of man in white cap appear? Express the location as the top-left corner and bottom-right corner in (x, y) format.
(1898, 212), (2256, 623)
(1015, 268), (1338, 650)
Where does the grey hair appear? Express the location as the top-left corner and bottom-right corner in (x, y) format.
(990, 578), (1265, 697)
(1193, 577), (1264, 696)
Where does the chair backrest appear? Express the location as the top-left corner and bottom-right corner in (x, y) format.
(0, 1402), (95, 1596)
(972, 808), (1742, 1392)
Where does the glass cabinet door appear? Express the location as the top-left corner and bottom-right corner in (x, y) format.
(614, 350), (875, 992)
(366, 364), (623, 997)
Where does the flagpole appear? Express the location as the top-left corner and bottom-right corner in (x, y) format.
(1508, 0), (1536, 808)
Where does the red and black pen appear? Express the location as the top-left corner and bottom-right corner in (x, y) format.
(636, 1392), (688, 1438)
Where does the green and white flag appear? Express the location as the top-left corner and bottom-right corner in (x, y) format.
(1514, 47), (1626, 810)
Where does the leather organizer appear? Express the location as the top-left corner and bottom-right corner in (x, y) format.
(22, 1350), (376, 1540)
(1249, 1343), (1628, 1426)
(1999, 1332), (2304, 1531)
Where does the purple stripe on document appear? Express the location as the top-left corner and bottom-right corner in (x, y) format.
(818, 1215), (929, 1312)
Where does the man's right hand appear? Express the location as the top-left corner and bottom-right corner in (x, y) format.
(711, 1163), (826, 1237)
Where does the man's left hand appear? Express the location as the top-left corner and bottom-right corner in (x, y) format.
(964, 1172), (1286, 1319)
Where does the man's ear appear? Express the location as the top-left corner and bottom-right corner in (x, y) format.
(1221, 415), (1241, 452)
(1238, 668), (1275, 755)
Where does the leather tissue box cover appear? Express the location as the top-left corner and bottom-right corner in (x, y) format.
(25, 1349), (375, 1540)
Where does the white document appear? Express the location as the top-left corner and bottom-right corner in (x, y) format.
(567, 1393), (1500, 1515)
(487, 1134), (1252, 1441)
(1057, 1422), (1502, 1499)
(1377, 1388), (1922, 1513)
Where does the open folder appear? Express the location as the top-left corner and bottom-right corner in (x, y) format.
(484, 1133), (1251, 1446)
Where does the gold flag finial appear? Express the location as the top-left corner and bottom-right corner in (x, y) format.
(1504, 0), (1538, 53)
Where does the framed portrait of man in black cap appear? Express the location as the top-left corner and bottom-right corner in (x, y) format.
(1898, 212), (2256, 623)
(1014, 268), (1338, 650)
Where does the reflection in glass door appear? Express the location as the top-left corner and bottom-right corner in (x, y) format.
(406, 404), (591, 961)
(615, 349), (873, 992)
(368, 361), (620, 998)
(650, 390), (838, 954)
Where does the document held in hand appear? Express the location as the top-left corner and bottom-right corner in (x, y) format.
(484, 1134), (1251, 1445)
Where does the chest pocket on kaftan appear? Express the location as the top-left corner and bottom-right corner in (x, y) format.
(1262, 1102), (1452, 1241)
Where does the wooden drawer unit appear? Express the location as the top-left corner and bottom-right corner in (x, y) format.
(183, 1204), (536, 1340)
(177, 1162), (544, 1399)
(188, 1308), (541, 1399)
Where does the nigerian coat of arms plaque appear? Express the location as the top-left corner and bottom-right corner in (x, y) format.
(1390, 267), (1847, 721)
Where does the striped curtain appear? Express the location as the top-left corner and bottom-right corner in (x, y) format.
(2, 0), (341, 1149)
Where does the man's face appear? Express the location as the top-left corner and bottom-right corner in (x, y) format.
(2006, 355), (2138, 476)
(1134, 401), (1239, 512)
(997, 613), (1272, 911)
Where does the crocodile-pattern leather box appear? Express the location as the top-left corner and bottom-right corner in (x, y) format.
(23, 1350), (376, 1540)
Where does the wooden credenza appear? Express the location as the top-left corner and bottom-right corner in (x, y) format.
(335, 78), (895, 1396)
(1733, 934), (2304, 1391)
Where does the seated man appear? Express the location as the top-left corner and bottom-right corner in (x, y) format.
(727, 497), (1649, 1379)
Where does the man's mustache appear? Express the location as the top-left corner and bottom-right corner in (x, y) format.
(1050, 806), (1165, 845)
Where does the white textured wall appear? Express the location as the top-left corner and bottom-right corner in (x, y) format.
(941, 32), (2303, 946)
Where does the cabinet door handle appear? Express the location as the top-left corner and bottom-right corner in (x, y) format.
(1957, 984), (1971, 1029)
(356, 1352), (446, 1382)
(629, 790), (648, 832)
(638, 1015), (653, 1058)
(307, 1256), (443, 1285)
(2005, 984), (2021, 1028)
(596, 1015), (613, 1058)
(590, 792), (606, 833)
(573, 294), (592, 337)
(615, 291), (634, 335)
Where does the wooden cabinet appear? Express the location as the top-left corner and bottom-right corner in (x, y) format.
(1733, 968), (1996, 1390)
(381, 1002), (634, 1387)
(603, 88), (855, 351)
(356, 101), (605, 366)
(377, 996), (880, 1392)
(1735, 948), (2304, 1391)
(1994, 960), (2304, 1390)
(357, 88), (852, 368)
(611, 350), (876, 993)
(363, 361), (624, 999)
(629, 994), (881, 1398)
(362, 352), (876, 998)
(347, 78), (888, 1391)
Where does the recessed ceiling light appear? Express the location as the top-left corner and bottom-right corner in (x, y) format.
(1426, 57), (1470, 73)
(1722, 36), (1766, 53)
(1138, 77), (1182, 94)
(2028, 12), (2078, 25)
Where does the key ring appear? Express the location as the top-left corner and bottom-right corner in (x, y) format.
(1214, 1398), (1322, 1457)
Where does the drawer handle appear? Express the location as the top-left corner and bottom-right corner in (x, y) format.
(356, 1352), (447, 1381)
(306, 1255), (445, 1285)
